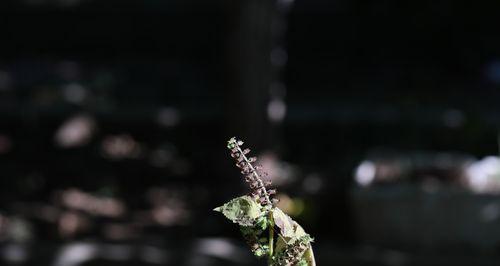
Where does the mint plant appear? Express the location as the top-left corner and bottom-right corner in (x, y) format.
(215, 137), (316, 266)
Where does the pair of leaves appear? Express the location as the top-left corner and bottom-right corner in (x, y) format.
(215, 196), (314, 265)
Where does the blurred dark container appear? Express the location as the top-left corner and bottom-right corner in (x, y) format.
(352, 185), (500, 252)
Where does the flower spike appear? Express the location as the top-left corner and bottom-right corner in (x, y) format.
(227, 137), (275, 209)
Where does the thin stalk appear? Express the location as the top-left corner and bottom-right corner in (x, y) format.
(268, 209), (275, 265)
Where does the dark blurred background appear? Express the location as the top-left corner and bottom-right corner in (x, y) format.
(2, 0), (500, 265)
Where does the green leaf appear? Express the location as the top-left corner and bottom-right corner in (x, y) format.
(272, 208), (295, 238)
(271, 208), (315, 266)
(254, 248), (266, 257)
(293, 224), (308, 240)
(296, 259), (308, 266)
(274, 234), (288, 255)
(214, 195), (263, 226)
(272, 208), (309, 242)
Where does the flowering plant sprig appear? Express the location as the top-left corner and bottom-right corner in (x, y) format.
(215, 137), (316, 266)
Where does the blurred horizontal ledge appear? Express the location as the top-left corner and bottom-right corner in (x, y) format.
(351, 184), (500, 252)
(0, 104), (221, 125)
(2, 240), (500, 266)
(0, 102), (493, 128)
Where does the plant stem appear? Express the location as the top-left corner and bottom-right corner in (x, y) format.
(268, 209), (275, 265)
